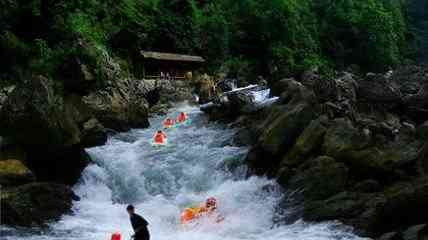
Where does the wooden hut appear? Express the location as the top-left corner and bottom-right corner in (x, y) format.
(136, 51), (205, 80)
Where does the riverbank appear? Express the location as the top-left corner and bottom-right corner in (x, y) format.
(0, 50), (196, 226)
(201, 66), (428, 239)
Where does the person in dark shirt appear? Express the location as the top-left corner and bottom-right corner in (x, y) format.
(127, 205), (150, 240)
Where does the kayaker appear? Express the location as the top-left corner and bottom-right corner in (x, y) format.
(163, 118), (175, 128)
(180, 197), (223, 224)
(153, 130), (167, 145)
(127, 205), (150, 240)
(176, 112), (187, 123)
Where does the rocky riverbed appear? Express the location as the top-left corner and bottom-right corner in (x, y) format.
(202, 66), (428, 239)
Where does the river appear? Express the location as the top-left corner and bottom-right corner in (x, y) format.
(1, 103), (365, 240)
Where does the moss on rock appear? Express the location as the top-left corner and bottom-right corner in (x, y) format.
(0, 159), (35, 186)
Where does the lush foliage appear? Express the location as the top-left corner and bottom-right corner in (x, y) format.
(0, 0), (411, 84)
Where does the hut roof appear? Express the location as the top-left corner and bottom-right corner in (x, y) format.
(141, 51), (205, 62)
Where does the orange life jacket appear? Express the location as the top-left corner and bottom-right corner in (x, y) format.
(164, 119), (174, 127)
(177, 113), (187, 123)
(154, 133), (166, 144)
(111, 233), (121, 240)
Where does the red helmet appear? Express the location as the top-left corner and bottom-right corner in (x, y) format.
(206, 197), (217, 208)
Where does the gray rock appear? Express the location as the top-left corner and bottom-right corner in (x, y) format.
(0, 182), (78, 226)
(80, 118), (108, 148)
(280, 117), (327, 167)
(355, 179), (382, 193)
(287, 156), (348, 200)
(378, 232), (402, 240)
(402, 224), (427, 240)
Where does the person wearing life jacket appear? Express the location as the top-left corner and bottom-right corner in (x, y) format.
(180, 197), (223, 224)
(153, 130), (167, 144)
(163, 118), (175, 129)
(176, 112), (187, 123)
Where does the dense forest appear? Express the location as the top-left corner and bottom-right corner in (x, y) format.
(1, 0), (412, 86)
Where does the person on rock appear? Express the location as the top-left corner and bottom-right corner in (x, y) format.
(163, 118), (175, 129)
(153, 130), (167, 144)
(176, 112), (187, 123)
(127, 205), (150, 240)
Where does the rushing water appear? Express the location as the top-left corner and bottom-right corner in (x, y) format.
(1, 103), (365, 240)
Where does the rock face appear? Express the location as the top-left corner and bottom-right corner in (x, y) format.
(83, 78), (150, 131)
(0, 160), (35, 186)
(0, 183), (78, 226)
(209, 67), (428, 238)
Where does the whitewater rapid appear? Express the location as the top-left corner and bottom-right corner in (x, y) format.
(1, 103), (365, 240)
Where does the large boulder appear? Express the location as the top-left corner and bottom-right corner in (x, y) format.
(378, 178), (428, 232)
(0, 182), (78, 226)
(271, 78), (297, 96)
(322, 118), (417, 180)
(0, 160), (35, 186)
(258, 102), (316, 157)
(417, 143), (428, 175)
(80, 118), (108, 148)
(280, 117), (328, 167)
(286, 156), (349, 200)
(0, 76), (104, 184)
(359, 73), (402, 106)
(416, 121), (428, 141)
(402, 224), (428, 240)
(304, 191), (385, 236)
(0, 76), (81, 147)
(83, 78), (150, 131)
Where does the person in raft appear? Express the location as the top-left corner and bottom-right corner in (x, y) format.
(153, 130), (167, 145)
(176, 112), (187, 123)
(127, 205), (150, 240)
(180, 197), (224, 224)
(163, 118), (175, 128)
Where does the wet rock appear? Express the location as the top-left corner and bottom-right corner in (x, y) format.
(287, 156), (348, 200)
(271, 78), (296, 96)
(83, 78), (150, 131)
(417, 143), (428, 175)
(233, 128), (256, 146)
(416, 121), (428, 141)
(278, 79), (315, 105)
(355, 179), (382, 193)
(378, 178), (428, 232)
(80, 118), (108, 148)
(0, 160), (35, 186)
(304, 191), (385, 236)
(0, 76), (81, 147)
(280, 117), (328, 167)
(322, 118), (368, 159)
(0, 182), (78, 226)
(378, 232), (403, 240)
(322, 118), (411, 180)
(402, 224), (428, 240)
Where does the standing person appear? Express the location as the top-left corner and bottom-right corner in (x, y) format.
(127, 205), (150, 240)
